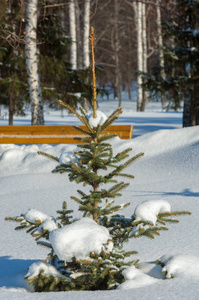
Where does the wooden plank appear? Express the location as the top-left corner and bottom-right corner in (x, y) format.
(0, 125), (133, 144)
(0, 125), (132, 132)
(0, 137), (78, 144)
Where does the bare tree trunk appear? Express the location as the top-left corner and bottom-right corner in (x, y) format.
(69, 0), (77, 69)
(183, 96), (191, 127)
(83, 0), (90, 68)
(75, 0), (83, 69)
(156, 0), (166, 107)
(114, 0), (121, 106)
(9, 94), (14, 125)
(141, 1), (148, 111)
(25, 0), (44, 125)
(137, 0), (143, 111)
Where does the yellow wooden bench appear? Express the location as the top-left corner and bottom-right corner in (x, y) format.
(0, 125), (133, 144)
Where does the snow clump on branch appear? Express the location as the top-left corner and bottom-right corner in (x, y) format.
(133, 200), (171, 225)
(49, 218), (113, 262)
(87, 110), (107, 127)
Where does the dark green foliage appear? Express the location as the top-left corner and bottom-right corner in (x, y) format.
(143, 0), (199, 125)
(0, 1), (28, 122)
(56, 201), (74, 226)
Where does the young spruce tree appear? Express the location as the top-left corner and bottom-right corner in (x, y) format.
(6, 27), (191, 292)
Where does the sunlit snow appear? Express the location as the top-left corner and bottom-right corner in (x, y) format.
(0, 97), (199, 299)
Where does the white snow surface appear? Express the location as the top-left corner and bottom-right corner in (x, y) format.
(133, 199), (171, 224)
(87, 110), (107, 127)
(49, 218), (113, 262)
(0, 97), (199, 299)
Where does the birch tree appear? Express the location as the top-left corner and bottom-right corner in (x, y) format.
(25, 0), (44, 125)
(136, 0), (143, 111)
(69, 0), (77, 69)
(156, 0), (166, 107)
(141, 0), (148, 111)
(83, 0), (90, 68)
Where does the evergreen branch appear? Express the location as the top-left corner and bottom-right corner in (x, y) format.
(15, 224), (30, 230)
(114, 148), (132, 161)
(37, 151), (59, 163)
(114, 173), (135, 179)
(77, 190), (87, 197)
(100, 108), (123, 131)
(37, 241), (52, 249)
(73, 125), (92, 136)
(95, 124), (103, 138)
(70, 196), (83, 205)
(5, 216), (23, 222)
(81, 114), (95, 134)
(97, 133), (118, 142)
(117, 153), (144, 173)
(158, 211), (191, 217)
(102, 182), (130, 197)
(157, 218), (179, 223)
(74, 137), (93, 143)
(105, 153), (144, 180)
(58, 101), (84, 123)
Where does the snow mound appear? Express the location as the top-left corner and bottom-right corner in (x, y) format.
(49, 218), (113, 262)
(159, 254), (199, 279)
(133, 200), (171, 224)
(118, 266), (158, 290)
(131, 126), (199, 158)
(24, 209), (50, 224)
(87, 110), (107, 127)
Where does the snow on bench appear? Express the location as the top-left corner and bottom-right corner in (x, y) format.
(0, 125), (133, 144)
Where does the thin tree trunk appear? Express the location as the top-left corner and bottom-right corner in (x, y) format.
(69, 0), (77, 69)
(25, 0), (44, 125)
(183, 96), (191, 127)
(25, 0), (43, 125)
(156, 0), (166, 107)
(114, 0), (121, 106)
(141, 1), (148, 111)
(75, 0), (82, 69)
(83, 0), (90, 68)
(9, 94), (14, 125)
(127, 25), (132, 100)
(137, 0), (143, 111)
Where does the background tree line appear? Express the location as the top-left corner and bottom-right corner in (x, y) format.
(0, 0), (198, 126)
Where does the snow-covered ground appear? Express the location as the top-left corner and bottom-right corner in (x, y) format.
(0, 95), (199, 299)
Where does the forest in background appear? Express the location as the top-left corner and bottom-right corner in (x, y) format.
(0, 0), (199, 126)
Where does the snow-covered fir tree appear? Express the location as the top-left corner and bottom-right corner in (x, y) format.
(6, 27), (191, 292)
